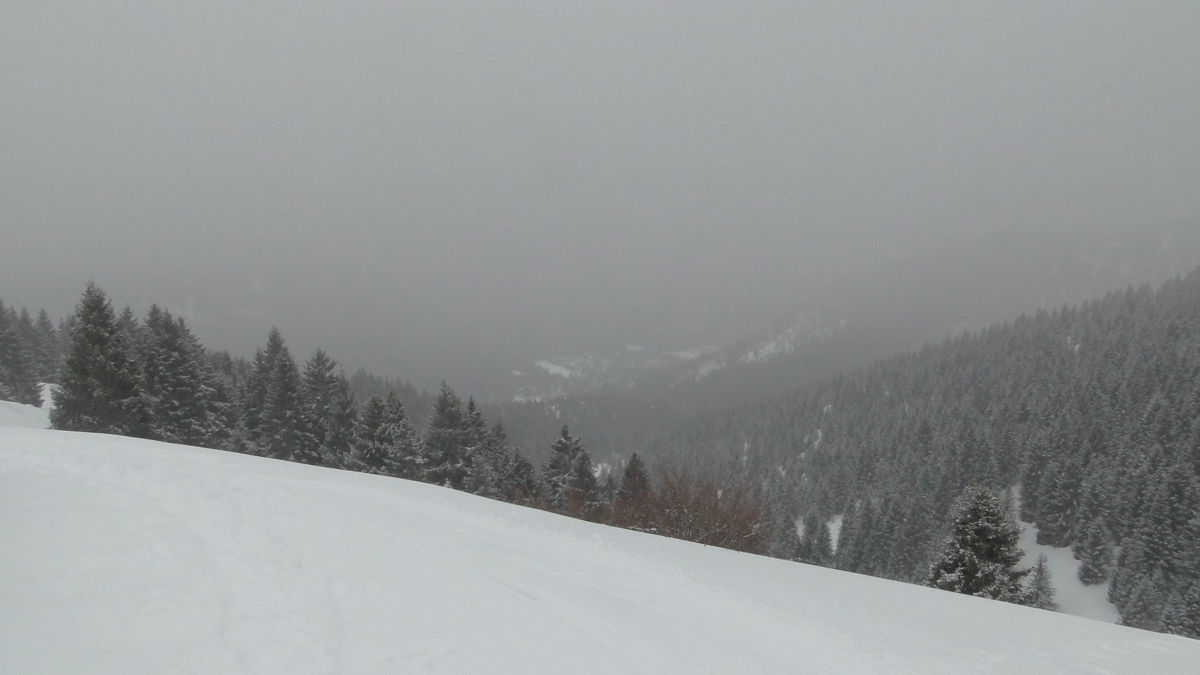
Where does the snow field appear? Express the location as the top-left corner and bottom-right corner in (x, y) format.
(2, 427), (1199, 673)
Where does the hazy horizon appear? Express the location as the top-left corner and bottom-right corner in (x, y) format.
(3, 2), (1198, 392)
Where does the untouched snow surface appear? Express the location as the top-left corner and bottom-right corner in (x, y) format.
(3, 428), (1199, 673)
(1018, 519), (1120, 622)
(0, 395), (49, 429)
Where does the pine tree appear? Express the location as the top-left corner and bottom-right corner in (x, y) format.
(242, 327), (288, 451)
(300, 350), (358, 467)
(0, 300), (41, 406)
(33, 308), (60, 383)
(504, 445), (544, 506)
(1073, 517), (1113, 585)
(248, 328), (314, 463)
(378, 392), (420, 478)
(353, 395), (389, 472)
(423, 382), (469, 489)
(138, 306), (225, 447)
(50, 284), (149, 435)
(1025, 554), (1058, 611)
(564, 450), (604, 520)
(927, 485), (1029, 603)
(1162, 582), (1200, 638)
(462, 397), (492, 494)
(613, 452), (654, 529)
(543, 426), (584, 511)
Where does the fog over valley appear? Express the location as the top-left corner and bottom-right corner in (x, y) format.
(3, 2), (1198, 397)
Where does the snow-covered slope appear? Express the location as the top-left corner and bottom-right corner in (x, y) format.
(2, 428), (1198, 673)
(0, 394), (49, 429)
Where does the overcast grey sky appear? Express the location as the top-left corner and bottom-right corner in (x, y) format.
(2, 2), (1198, 389)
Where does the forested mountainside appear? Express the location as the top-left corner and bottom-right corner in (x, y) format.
(657, 267), (1200, 632)
(491, 224), (1200, 464)
(638, 223), (1200, 413)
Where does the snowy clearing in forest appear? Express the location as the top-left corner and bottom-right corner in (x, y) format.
(2, 427), (1198, 673)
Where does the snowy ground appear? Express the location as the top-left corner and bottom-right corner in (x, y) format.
(1018, 519), (1120, 622)
(2, 427), (1198, 673)
(0, 388), (50, 429)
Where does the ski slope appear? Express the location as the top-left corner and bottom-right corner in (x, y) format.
(2, 427), (1198, 673)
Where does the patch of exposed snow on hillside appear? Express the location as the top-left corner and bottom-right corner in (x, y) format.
(827, 515), (844, 554)
(534, 360), (576, 378)
(1018, 519), (1119, 623)
(689, 356), (725, 381)
(735, 310), (846, 365)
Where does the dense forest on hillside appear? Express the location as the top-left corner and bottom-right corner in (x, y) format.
(5, 270), (1200, 636)
(658, 267), (1200, 633)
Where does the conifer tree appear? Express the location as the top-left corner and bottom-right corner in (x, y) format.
(462, 397), (492, 493)
(33, 308), (60, 383)
(1025, 554), (1058, 611)
(353, 395), (388, 472)
(300, 350), (358, 467)
(242, 327), (288, 449)
(1162, 582), (1200, 638)
(50, 284), (149, 435)
(423, 382), (470, 488)
(242, 328), (314, 462)
(927, 485), (1029, 603)
(543, 426), (584, 511)
(564, 450), (604, 520)
(138, 305), (225, 446)
(378, 392), (420, 478)
(613, 452), (655, 529)
(0, 300), (42, 405)
(499, 436), (543, 506)
(1073, 517), (1113, 585)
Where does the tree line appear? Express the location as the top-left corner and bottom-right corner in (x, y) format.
(6, 283), (778, 556)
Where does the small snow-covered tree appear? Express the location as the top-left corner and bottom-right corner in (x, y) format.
(1025, 554), (1058, 611)
(927, 485), (1029, 603)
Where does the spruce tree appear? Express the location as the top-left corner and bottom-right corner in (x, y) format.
(543, 425), (584, 510)
(423, 382), (469, 488)
(300, 350), (358, 467)
(378, 392), (420, 478)
(33, 308), (60, 383)
(1073, 517), (1113, 585)
(613, 452), (654, 529)
(1025, 554), (1058, 611)
(0, 300), (41, 406)
(1162, 582), (1200, 638)
(353, 395), (388, 472)
(50, 284), (149, 435)
(927, 485), (1029, 602)
(564, 450), (604, 520)
(138, 306), (225, 446)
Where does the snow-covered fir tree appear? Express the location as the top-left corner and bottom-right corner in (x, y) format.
(300, 349), (358, 467)
(422, 383), (470, 489)
(138, 305), (226, 447)
(0, 299), (41, 406)
(926, 486), (1028, 603)
(51, 284), (149, 436)
(542, 425), (584, 511)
